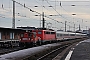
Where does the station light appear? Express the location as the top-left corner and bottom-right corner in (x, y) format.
(71, 5), (76, 6)
(49, 15), (53, 16)
(34, 6), (38, 7)
(35, 15), (39, 16)
(2, 4), (4, 8)
(60, 1), (62, 6)
(24, 3), (25, 7)
(30, 9), (34, 12)
(72, 14), (76, 15)
(48, 6), (53, 7)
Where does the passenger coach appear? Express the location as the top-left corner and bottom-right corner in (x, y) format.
(56, 31), (87, 41)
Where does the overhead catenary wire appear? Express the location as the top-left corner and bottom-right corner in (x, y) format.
(11, 0), (59, 22)
(11, 0), (76, 29)
(50, 1), (90, 2)
(0, 0), (86, 30)
(29, 0), (78, 27)
(45, 0), (62, 17)
(45, 0), (73, 22)
(34, 0), (50, 12)
(0, 0), (31, 21)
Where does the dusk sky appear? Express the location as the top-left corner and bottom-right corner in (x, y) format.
(0, 0), (90, 31)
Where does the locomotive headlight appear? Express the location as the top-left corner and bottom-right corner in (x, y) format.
(29, 38), (30, 40)
(31, 39), (33, 41)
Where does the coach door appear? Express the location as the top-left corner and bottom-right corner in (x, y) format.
(0, 32), (1, 39)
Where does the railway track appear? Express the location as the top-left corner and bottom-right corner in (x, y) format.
(0, 38), (87, 60)
(22, 39), (85, 60)
(37, 44), (70, 60)
(37, 42), (79, 60)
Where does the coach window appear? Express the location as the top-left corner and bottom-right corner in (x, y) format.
(64, 34), (66, 36)
(65, 34), (68, 36)
(57, 33), (59, 37)
(71, 34), (75, 36)
(60, 34), (62, 36)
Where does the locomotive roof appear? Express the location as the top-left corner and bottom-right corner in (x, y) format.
(35, 28), (55, 31)
(17, 27), (55, 31)
(33, 29), (55, 32)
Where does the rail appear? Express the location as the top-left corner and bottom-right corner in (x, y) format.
(37, 44), (70, 60)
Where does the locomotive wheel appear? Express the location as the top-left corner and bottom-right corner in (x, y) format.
(39, 40), (42, 46)
(25, 43), (33, 48)
(19, 42), (25, 47)
(37, 40), (42, 46)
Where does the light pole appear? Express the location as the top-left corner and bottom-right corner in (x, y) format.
(72, 13), (76, 32)
(35, 12), (45, 29)
(68, 22), (71, 31)
(86, 26), (87, 30)
(12, 0), (15, 28)
(85, 21), (87, 30)
(74, 23), (75, 32)
(65, 21), (67, 32)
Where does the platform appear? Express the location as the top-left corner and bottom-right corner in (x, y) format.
(65, 39), (90, 60)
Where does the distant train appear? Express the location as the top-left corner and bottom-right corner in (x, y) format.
(19, 28), (87, 47)
(56, 31), (87, 40)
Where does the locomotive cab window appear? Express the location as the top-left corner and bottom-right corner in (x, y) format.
(34, 33), (36, 38)
(33, 32), (36, 34)
(21, 33), (24, 37)
(45, 31), (50, 34)
(28, 33), (33, 37)
(51, 32), (55, 34)
(38, 31), (42, 34)
(33, 32), (36, 38)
